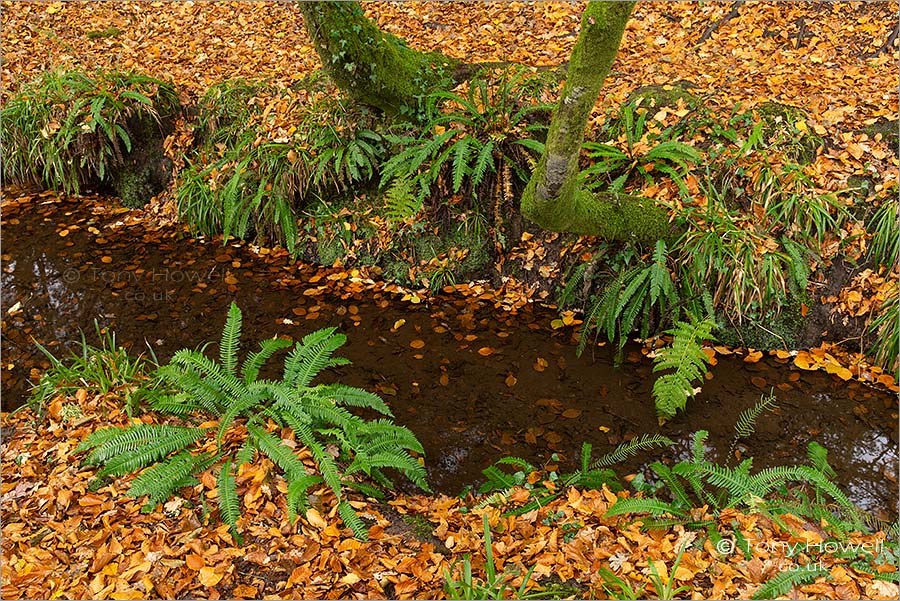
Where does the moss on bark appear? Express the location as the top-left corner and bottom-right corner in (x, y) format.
(299, 2), (460, 116)
(521, 1), (669, 242)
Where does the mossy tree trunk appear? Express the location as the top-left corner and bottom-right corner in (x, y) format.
(520, 2), (670, 243)
(299, 2), (461, 116)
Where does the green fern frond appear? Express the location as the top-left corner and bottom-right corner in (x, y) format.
(283, 327), (349, 389)
(751, 564), (828, 600)
(247, 422), (307, 480)
(241, 337), (293, 384)
(652, 317), (716, 419)
(558, 262), (589, 308)
(286, 473), (324, 524)
(220, 302), (242, 376)
(450, 136), (471, 193)
(471, 139), (495, 190)
(319, 384), (392, 416)
(82, 424), (206, 466)
(337, 500), (370, 540)
(475, 491), (511, 510)
(733, 391), (779, 439)
(592, 434), (675, 469)
(698, 460), (755, 505)
(290, 419), (343, 500)
(217, 459), (243, 544)
(649, 462), (692, 510)
(128, 450), (215, 509)
(605, 497), (687, 518)
(384, 176), (421, 222)
(806, 442), (837, 479)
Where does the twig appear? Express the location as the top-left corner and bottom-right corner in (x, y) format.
(865, 19), (900, 58)
(696, 1), (744, 46)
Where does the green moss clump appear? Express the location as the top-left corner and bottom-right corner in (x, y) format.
(755, 102), (822, 164)
(716, 300), (806, 350)
(625, 80), (701, 111)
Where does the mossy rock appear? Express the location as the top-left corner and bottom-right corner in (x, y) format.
(716, 301), (806, 350)
(625, 80), (702, 111)
(754, 102), (822, 164)
(108, 113), (177, 208)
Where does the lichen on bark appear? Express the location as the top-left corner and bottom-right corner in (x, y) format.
(299, 2), (460, 116)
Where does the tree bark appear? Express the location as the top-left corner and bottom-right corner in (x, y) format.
(299, 2), (461, 116)
(520, 1), (670, 243)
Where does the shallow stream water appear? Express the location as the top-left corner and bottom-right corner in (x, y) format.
(2, 192), (897, 517)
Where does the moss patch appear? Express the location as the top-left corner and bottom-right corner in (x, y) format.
(755, 101), (822, 164)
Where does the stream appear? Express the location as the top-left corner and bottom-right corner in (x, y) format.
(2, 191), (897, 518)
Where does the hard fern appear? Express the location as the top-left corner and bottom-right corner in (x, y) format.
(727, 391), (779, 464)
(217, 459), (243, 545)
(652, 317), (716, 419)
(751, 564), (828, 600)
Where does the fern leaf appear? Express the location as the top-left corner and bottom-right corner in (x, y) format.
(247, 422), (307, 480)
(338, 500), (370, 540)
(733, 392), (779, 439)
(128, 450), (215, 509)
(289, 419), (343, 500)
(592, 434), (674, 469)
(283, 328), (348, 389)
(605, 497), (686, 518)
(217, 459), (243, 545)
(751, 564), (828, 600)
(652, 317), (716, 419)
(82, 424), (206, 467)
(286, 473), (323, 524)
(384, 176), (421, 222)
(806, 441), (837, 479)
(319, 384), (392, 416)
(451, 136), (471, 193)
(471, 139), (495, 190)
(242, 337), (293, 384)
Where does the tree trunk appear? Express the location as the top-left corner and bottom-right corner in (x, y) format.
(520, 1), (670, 243)
(299, 2), (461, 116)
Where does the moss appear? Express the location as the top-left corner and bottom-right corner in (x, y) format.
(86, 27), (122, 39)
(299, 2), (459, 116)
(625, 80), (701, 111)
(755, 102), (822, 164)
(316, 236), (346, 266)
(400, 514), (435, 539)
(716, 299), (806, 350)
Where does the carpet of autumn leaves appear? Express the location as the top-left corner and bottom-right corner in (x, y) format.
(3, 389), (898, 600)
(2, 2), (899, 599)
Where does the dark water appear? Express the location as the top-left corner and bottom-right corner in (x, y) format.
(2, 192), (898, 517)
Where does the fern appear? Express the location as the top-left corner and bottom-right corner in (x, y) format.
(592, 434), (675, 469)
(652, 317), (716, 419)
(286, 474), (324, 524)
(129, 450), (215, 510)
(751, 564), (828, 600)
(217, 459), (243, 545)
(727, 391), (779, 463)
(77, 304), (428, 543)
(733, 391), (779, 439)
(283, 328), (350, 389)
(605, 497), (687, 518)
(337, 500), (369, 541)
(806, 441), (837, 479)
(384, 176), (421, 222)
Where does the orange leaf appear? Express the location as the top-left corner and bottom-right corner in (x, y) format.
(743, 350), (763, 363)
(477, 347), (495, 356)
(185, 554), (205, 571)
(561, 409), (582, 419)
(198, 566), (223, 587)
(409, 339), (425, 349)
(505, 373), (517, 387)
